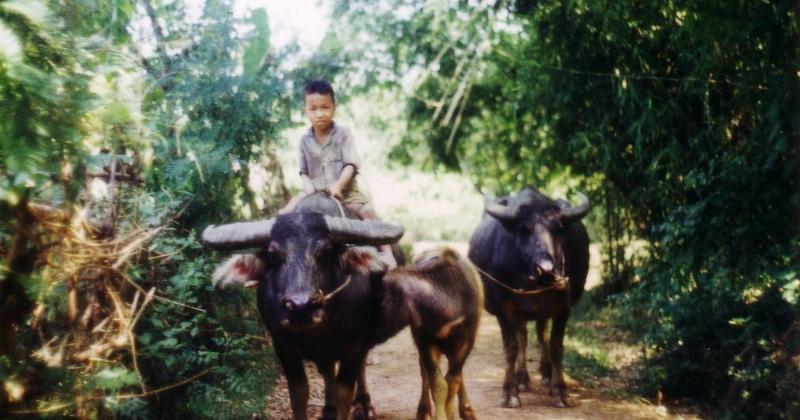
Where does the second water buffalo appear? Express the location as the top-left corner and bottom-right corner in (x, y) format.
(468, 186), (590, 408)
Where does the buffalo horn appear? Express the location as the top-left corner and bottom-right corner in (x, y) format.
(485, 200), (519, 223)
(323, 216), (404, 246)
(559, 193), (591, 222)
(201, 219), (275, 250)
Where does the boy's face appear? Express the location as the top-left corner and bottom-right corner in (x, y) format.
(304, 93), (336, 133)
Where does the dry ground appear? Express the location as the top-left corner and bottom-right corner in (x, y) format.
(266, 313), (696, 420)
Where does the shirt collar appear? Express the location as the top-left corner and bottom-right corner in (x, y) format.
(308, 121), (338, 140)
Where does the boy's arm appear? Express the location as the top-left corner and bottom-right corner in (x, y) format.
(299, 140), (314, 195)
(328, 166), (355, 200)
(301, 174), (315, 195)
(328, 128), (359, 199)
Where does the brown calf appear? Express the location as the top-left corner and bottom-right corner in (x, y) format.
(380, 246), (483, 420)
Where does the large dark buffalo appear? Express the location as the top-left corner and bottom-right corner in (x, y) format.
(467, 186), (590, 408)
(202, 192), (404, 420)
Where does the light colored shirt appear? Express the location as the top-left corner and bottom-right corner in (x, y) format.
(299, 122), (363, 198)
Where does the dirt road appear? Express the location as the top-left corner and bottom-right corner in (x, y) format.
(266, 311), (690, 420)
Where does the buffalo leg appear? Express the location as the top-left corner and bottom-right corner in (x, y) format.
(456, 378), (477, 420)
(548, 315), (569, 407)
(428, 346), (449, 420)
(415, 342), (436, 420)
(536, 318), (552, 385)
(352, 359), (375, 420)
(276, 347), (309, 420)
(514, 322), (532, 392)
(316, 360), (337, 420)
(333, 354), (364, 420)
(444, 356), (468, 420)
(455, 333), (478, 420)
(497, 316), (521, 408)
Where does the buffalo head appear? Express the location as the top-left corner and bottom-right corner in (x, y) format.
(485, 191), (590, 287)
(202, 212), (402, 330)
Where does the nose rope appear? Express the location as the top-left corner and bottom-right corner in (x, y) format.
(473, 265), (569, 297)
(312, 274), (353, 305)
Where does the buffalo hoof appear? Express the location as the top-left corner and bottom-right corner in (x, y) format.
(351, 403), (376, 420)
(459, 402), (478, 420)
(319, 405), (337, 420)
(516, 371), (532, 392)
(414, 409), (432, 420)
(548, 387), (569, 408)
(550, 395), (569, 408)
(499, 394), (521, 408)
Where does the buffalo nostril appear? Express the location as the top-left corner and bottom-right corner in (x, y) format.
(311, 309), (324, 324)
(537, 260), (554, 274)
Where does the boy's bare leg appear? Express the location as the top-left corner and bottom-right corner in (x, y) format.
(346, 202), (398, 269)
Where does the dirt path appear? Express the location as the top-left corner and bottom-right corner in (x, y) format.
(267, 242), (694, 419)
(266, 311), (691, 420)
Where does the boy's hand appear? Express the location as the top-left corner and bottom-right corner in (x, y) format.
(328, 184), (344, 200)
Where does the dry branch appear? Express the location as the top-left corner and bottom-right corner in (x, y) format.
(18, 197), (185, 416)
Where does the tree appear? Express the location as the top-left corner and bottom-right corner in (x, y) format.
(1, 0), (294, 416)
(332, 0), (800, 416)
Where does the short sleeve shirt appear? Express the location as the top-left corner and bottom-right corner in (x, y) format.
(299, 122), (362, 195)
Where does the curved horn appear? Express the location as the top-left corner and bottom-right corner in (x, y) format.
(559, 193), (591, 222)
(201, 219), (275, 250)
(323, 216), (404, 246)
(485, 199), (519, 223)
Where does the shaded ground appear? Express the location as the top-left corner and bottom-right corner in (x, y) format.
(266, 313), (696, 420)
(266, 242), (697, 419)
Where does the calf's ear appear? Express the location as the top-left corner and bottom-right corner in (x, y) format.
(340, 246), (388, 275)
(212, 254), (265, 289)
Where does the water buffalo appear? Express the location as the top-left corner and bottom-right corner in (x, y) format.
(202, 192), (404, 420)
(467, 186), (590, 408)
(370, 246), (482, 420)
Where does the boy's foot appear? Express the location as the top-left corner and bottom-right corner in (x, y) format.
(380, 252), (397, 270)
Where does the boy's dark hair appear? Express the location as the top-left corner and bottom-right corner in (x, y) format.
(303, 80), (335, 104)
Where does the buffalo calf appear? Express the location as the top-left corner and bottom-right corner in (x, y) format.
(362, 246), (483, 420)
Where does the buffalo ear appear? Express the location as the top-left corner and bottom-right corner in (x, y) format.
(340, 246), (388, 275)
(212, 254), (265, 289)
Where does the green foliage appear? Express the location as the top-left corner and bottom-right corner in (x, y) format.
(142, 0), (290, 227)
(0, 0), (90, 207)
(335, 0), (799, 417)
(243, 8), (270, 78)
(134, 225), (275, 419)
(2, 0), (290, 417)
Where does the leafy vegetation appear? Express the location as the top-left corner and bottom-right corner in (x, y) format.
(1, 0), (288, 417)
(331, 0), (799, 417)
(1, 0), (797, 418)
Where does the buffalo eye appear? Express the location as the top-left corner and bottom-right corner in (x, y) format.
(313, 239), (335, 259)
(550, 221), (566, 233)
(265, 243), (286, 265)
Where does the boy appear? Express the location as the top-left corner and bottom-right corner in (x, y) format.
(280, 80), (397, 268)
